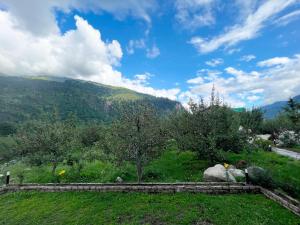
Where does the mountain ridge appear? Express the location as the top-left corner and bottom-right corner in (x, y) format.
(0, 75), (181, 123)
(261, 95), (300, 119)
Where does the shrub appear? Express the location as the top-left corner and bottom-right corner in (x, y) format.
(254, 139), (273, 151)
(247, 166), (275, 189)
(278, 131), (299, 148)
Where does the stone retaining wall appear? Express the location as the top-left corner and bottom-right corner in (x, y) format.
(4, 183), (260, 194)
(260, 187), (300, 217)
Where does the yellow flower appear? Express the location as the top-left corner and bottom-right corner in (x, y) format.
(59, 170), (66, 176)
(224, 163), (229, 169)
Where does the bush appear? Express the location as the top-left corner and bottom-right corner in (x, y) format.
(278, 131), (299, 148)
(247, 166), (275, 189)
(254, 139), (273, 151)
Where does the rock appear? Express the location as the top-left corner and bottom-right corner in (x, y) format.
(115, 176), (123, 183)
(203, 164), (236, 182)
(228, 168), (245, 179)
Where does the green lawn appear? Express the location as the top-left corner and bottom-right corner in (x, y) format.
(0, 192), (299, 225)
(3, 149), (300, 200)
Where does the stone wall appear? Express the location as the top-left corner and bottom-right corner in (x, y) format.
(4, 183), (260, 194)
(260, 187), (300, 217)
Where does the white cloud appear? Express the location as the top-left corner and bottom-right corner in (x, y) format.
(126, 39), (146, 55)
(205, 58), (223, 67)
(0, 0), (156, 35)
(274, 9), (300, 26)
(187, 76), (204, 84)
(0, 11), (179, 101)
(247, 95), (260, 102)
(174, 0), (217, 30)
(190, 0), (297, 53)
(257, 57), (290, 67)
(146, 44), (160, 58)
(182, 54), (300, 106)
(240, 54), (256, 62)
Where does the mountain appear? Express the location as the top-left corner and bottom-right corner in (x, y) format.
(0, 75), (181, 123)
(261, 95), (300, 119)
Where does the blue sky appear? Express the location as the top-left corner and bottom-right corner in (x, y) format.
(0, 0), (300, 107)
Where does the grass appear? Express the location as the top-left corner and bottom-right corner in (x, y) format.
(2, 150), (207, 184)
(225, 149), (300, 199)
(0, 192), (299, 225)
(2, 149), (300, 199)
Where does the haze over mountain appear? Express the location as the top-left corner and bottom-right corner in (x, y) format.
(0, 75), (180, 123)
(261, 95), (300, 119)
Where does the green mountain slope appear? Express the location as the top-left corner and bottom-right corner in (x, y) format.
(0, 75), (181, 123)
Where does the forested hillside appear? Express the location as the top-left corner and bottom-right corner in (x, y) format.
(0, 76), (180, 123)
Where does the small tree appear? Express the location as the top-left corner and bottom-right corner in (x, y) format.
(112, 101), (165, 183)
(284, 98), (300, 132)
(17, 115), (78, 176)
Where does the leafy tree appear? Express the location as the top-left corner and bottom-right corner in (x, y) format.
(239, 108), (264, 134)
(168, 94), (247, 163)
(0, 136), (17, 162)
(284, 97), (300, 131)
(112, 101), (166, 183)
(16, 115), (79, 176)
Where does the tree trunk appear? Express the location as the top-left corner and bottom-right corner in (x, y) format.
(136, 149), (143, 183)
(136, 159), (143, 183)
(51, 162), (57, 176)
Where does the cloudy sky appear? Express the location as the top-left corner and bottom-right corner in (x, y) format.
(0, 0), (300, 107)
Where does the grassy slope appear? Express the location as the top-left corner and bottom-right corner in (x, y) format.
(0, 192), (299, 225)
(225, 150), (300, 199)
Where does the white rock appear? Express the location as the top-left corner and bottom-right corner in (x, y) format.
(203, 164), (236, 182)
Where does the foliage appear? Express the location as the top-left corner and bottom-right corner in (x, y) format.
(247, 166), (275, 189)
(225, 149), (300, 199)
(253, 139), (273, 151)
(284, 97), (300, 131)
(15, 114), (81, 175)
(111, 102), (167, 182)
(261, 114), (293, 135)
(168, 96), (248, 163)
(239, 108), (264, 134)
(0, 136), (17, 163)
(0, 192), (299, 225)
(0, 75), (179, 123)
(278, 131), (300, 148)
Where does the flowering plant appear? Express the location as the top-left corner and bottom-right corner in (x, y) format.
(58, 170), (66, 176)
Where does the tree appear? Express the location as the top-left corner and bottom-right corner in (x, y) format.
(284, 97), (300, 132)
(16, 115), (79, 176)
(112, 101), (166, 183)
(239, 108), (264, 134)
(168, 92), (248, 163)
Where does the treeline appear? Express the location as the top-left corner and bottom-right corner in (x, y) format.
(0, 93), (299, 183)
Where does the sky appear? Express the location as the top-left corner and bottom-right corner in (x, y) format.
(0, 0), (300, 108)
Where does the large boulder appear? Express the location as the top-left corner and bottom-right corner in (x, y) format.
(203, 164), (236, 182)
